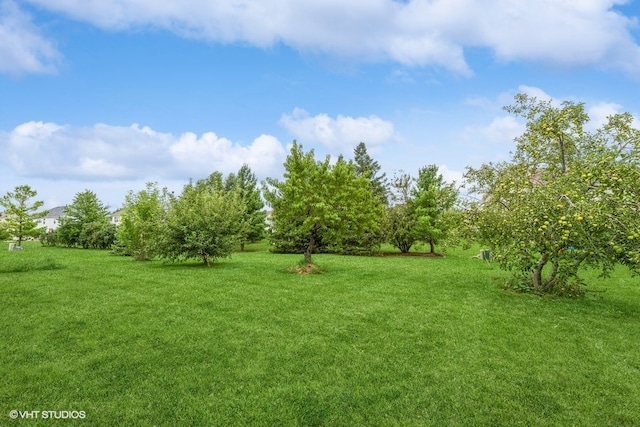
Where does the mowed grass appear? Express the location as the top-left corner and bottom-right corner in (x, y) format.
(1, 242), (639, 426)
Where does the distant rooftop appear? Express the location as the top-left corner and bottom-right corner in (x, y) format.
(45, 206), (67, 218)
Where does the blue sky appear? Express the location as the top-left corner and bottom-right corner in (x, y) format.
(1, 0), (640, 209)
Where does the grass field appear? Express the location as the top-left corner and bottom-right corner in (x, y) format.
(1, 242), (639, 426)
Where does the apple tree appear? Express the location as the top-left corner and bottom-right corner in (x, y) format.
(465, 94), (640, 295)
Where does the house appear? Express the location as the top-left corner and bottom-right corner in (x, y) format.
(111, 209), (126, 226)
(39, 206), (67, 231)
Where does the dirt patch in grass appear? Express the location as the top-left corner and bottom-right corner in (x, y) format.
(288, 263), (323, 275)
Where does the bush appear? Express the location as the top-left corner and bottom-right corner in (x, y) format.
(39, 230), (58, 247)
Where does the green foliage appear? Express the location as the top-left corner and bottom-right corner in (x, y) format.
(0, 185), (46, 246)
(384, 171), (417, 253)
(411, 165), (459, 253)
(79, 221), (117, 249)
(383, 168), (459, 254)
(264, 142), (384, 263)
(57, 190), (111, 248)
(117, 183), (169, 260)
(157, 173), (244, 266)
(353, 141), (388, 204)
(39, 229), (58, 247)
(224, 164), (266, 251)
(0, 222), (10, 241)
(465, 93), (640, 295)
(385, 203), (417, 253)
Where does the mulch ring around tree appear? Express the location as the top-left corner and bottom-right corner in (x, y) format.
(288, 263), (323, 274)
(379, 252), (444, 257)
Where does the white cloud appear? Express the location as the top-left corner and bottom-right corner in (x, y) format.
(170, 132), (286, 177)
(1, 121), (286, 180)
(438, 164), (464, 185)
(461, 115), (524, 145)
(588, 101), (624, 130)
(587, 101), (640, 131)
(0, 0), (60, 75)
(279, 108), (398, 150)
(20, 0), (640, 77)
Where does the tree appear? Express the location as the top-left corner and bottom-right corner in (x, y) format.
(224, 164), (266, 251)
(384, 171), (417, 253)
(411, 165), (458, 253)
(465, 93), (640, 295)
(326, 155), (386, 255)
(0, 222), (10, 241)
(79, 221), (117, 249)
(354, 142), (388, 204)
(264, 142), (384, 264)
(0, 185), (46, 246)
(117, 182), (170, 260)
(57, 190), (111, 248)
(157, 173), (244, 266)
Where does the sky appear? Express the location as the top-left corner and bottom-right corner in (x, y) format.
(1, 0), (640, 210)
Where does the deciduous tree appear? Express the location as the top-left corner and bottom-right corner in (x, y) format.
(157, 174), (244, 266)
(0, 185), (46, 246)
(384, 171), (417, 253)
(117, 182), (170, 260)
(465, 94), (640, 295)
(264, 142), (384, 264)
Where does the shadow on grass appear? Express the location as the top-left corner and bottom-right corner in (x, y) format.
(153, 261), (230, 270)
(0, 257), (65, 273)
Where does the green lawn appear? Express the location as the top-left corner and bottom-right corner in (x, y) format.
(1, 242), (639, 426)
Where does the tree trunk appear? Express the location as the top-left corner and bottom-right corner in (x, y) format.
(240, 241), (245, 252)
(543, 256), (560, 293)
(558, 134), (567, 174)
(304, 231), (316, 265)
(429, 239), (435, 254)
(202, 251), (210, 266)
(532, 253), (548, 292)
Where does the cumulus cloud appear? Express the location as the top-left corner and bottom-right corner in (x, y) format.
(18, 0), (640, 77)
(463, 85), (640, 146)
(437, 164), (464, 185)
(0, 121), (286, 180)
(461, 116), (524, 145)
(279, 108), (398, 150)
(0, 0), (60, 75)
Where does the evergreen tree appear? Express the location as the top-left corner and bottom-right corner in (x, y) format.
(354, 142), (388, 204)
(411, 165), (458, 253)
(57, 190), (111, 248)
(224, 164), (266, 251)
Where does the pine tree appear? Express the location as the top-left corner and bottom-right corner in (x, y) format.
(225, 164), (266, 251)
(354, 142), (388, 205)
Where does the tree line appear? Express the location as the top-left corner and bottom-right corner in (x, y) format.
(2, 93), (639, 295)
(1, 143), (458, 264)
